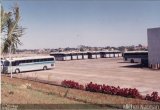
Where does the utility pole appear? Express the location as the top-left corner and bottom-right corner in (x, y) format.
(9, 44), (12, 78)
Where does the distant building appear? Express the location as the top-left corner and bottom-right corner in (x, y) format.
(50, 51), (122, 61)
(147, 27), (160, 69)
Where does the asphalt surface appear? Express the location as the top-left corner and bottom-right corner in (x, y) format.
(12, 58), (160, 95)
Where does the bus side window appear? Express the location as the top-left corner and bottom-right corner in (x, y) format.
(35, 59), (39, 62)
(15, 61), (20, 66)
(4, 61), (10, 66)
(44, 58), (49, 61)
(26, 60), (32, 63)
(19, 61), (21, 64)
(26, 60), (30, 63)
(49, 58), (54, 61)
(21, 60), (26, 64)
(39, 59), (44, 62)
(12, 62), (16, 66)
(33, 59), (36, 62)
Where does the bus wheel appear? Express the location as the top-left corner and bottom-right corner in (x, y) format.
(15, 69), (20, 73)
(43, 66), (47, 70)
(131, 59), (134, 63)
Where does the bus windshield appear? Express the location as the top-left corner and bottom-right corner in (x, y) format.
(3, 61), (16, 66)
(3, 61), (10, 66)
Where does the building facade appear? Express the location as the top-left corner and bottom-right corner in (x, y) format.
(147, 27), (160, 69)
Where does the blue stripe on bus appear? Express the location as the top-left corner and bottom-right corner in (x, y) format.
(15, 61), (55, 66)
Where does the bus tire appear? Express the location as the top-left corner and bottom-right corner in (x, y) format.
(43, 66), (47, 70)
(131, 59), (134, 63)
(15, 69), (20, 73)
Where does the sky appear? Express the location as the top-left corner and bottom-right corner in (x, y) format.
(2, 0), (160, 49)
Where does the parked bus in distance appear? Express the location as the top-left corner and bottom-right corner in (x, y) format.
(2, 56), (55, 74)
(123, 51), (148, 63)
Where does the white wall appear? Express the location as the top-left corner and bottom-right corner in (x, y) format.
(92, 55), (97, 59)
(83, 55), (88, 59)
(105, 54), (110, 58)
(115, 54), (119, 57)
(148, 27), (160, 68)
(65, 56), (71, 60)
(97, 54), (101, 58)
(110, 54), (114, 58)
(72, 55), (77, 60)
(119, 53), (122, 57)
(78, 55), (82, 59)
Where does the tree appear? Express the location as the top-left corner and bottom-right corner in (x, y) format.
(1, 6), (10, 32)
(1, 4), (25, 55)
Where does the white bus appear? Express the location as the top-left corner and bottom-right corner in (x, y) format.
(2, 56), (55, 73)
(123, 51), (148, 63)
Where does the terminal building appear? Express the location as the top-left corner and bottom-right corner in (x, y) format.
(50, 51), (122, 61)
(87, 52), (100, 59)
(50, 53), (71, 61)
(100, 51), (122, 58)
(147, 27), (160, 69)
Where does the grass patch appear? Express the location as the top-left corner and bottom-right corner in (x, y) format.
(2, 75), (159, 109)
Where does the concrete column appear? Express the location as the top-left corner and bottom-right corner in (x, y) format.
(82, 54), (84, 59)
(113, 53), (116, 58)
(71, 55), (73, 60)
(157, 64), (160, 69)
(77, 54), (78, 60)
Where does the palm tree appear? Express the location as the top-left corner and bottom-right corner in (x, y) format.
(1, 6), (8, 32)
(1, 4), (25, 78)
(1, 4), (25, 55)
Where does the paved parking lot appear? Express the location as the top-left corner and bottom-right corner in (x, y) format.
(12, 58), (160, 95)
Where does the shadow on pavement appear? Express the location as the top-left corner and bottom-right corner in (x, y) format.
(117, 61), (133, 63)
(1, 69), (53, 75)
(120, 64), (144, 68)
